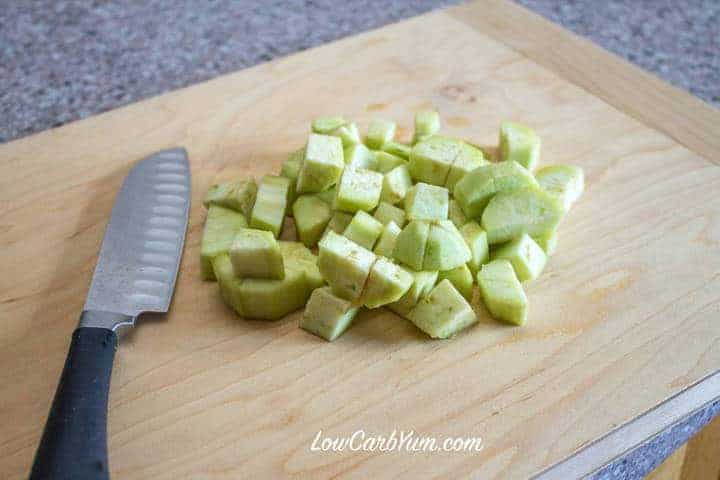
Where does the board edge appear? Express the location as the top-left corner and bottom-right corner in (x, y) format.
(447, 0), (720, 166)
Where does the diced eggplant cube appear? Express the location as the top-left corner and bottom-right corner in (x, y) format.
(318, 231), (376, 301)
(404, 182), (449, 222)
(296, 133), (344, 194)
(292, 194), (332, 247)
(250, 175), (292, 237)
(481, 188), (563, 244)
(445, 142), (487, 192)
(491, 233), (547, 282)
(375, 151), (405, 173)
(365, 119), (397, 149)
(460, 221), (489, 276)
(382, 141), (411, 159)
(201, 205), (248, 280)
(343, 211), (384, 250)
(392, 220), (430, 271)
(334, 167), (383, 213)
(454, 160), (538, 219)
(373, 220), (402, 258)
(408, 135), (460, 185)
(361, 257), (414, 308)
(230, 228), (285, 280)
(448, 199), (468, 229)
(423, 220), (471, 271)
(380, 164), (412, 205)
(409, 279), (477, 338)
(438, 264), (474, 301)
(373, 201), (406, 228)
(499, 121), (541, 171)
(344, 143), (377, 170)
(477, 259), (528, 326)
(535, 164), (584, 212)
(312, 116), (347, 134)
(387, 269), (439, 317)
(301, 287), (359, 341)
(412, 110), (441, 144)
(203, 178), (257, 219)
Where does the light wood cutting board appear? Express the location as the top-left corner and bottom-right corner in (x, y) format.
(2, 1), (719, 478)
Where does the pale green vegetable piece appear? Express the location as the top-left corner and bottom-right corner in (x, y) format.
(230, 228), (284, 279)
(201, 205), (248, 280)
(382, 141), (411, 159)
(499, 121), (541, 171)
(375, 151), (406, 173)
(445, 142), (487, 192)
(373, 201), (406, 227)
(380, 164), (412, 205)
(482, 187), (564, 244)
(312, 116), (347, 134)
(404, 182), (449, 221)
(409, 279), (477, 338)
(388, 269), (439, 317)
(533, 229), (558, 256)
(281, 148), (305, 184)
(392, 220), (430, 271)
(312, 116), (360, 146)
(492, 233), (546, 282)
(424, 220), (472, 271)
(477, 259), (528, 326)
(300, 287), (359, 341)
(344, 143), (377, 170)
(343, 211), (384, 250)
(318, 231), (376, 300)
(282, 241), (325, 290)
(373, 220), (402, 257)
(237, 242), (321, 320)
(361, 257), (414, 308)
(296, 133), (344, 194)
(215, 242), (322, 320)
(365, 119), (396, 149)
(412, 110), (441, 144)
(535, 164), (584, 211)
(448, 199), (468, 229)
(203, 178), (257, 219)
(460, 221), (489, 276)
(315, 187), (336, 205)
(324, 211), (353, 235)
(454, 160), (539, 219)
(212, 254), (245, 315)
(293, 194), (332, 247)
(334, 167), (383, 213)
(250, 175), (291, 237)
(408, 135), (461, 186)
(332, 122), (361, 147)
(438, 264), (474, 301)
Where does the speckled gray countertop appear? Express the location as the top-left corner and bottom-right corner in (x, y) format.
(1, 1), (719, 478)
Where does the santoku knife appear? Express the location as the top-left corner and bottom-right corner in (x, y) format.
(29, 148), (191, 480)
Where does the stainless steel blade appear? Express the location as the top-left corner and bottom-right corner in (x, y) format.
(82, 148), (190, 327)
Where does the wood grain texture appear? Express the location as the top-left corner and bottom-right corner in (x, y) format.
(682, 415), (720, 479)
(449, 0), (720, 165)
(1, 3), (720, 479)
(647, 445), (687, 480)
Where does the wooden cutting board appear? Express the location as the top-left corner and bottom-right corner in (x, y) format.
(2, 1), (719, 478)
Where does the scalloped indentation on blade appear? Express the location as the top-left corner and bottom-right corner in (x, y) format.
(84, 148), (190, 318)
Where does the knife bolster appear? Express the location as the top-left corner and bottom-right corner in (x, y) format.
(79, 310), (135, 331)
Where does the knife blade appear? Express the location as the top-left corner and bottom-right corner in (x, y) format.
(29, 148), (191, 480)
(82, 147), (191, 327)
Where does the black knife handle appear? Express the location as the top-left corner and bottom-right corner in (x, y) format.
(30, 327), (118, 480)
